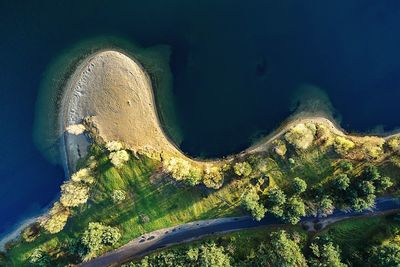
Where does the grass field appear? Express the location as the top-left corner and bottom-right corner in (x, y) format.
(6, 153), (245, 266)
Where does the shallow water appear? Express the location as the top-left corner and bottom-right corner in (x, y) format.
(1, 0), (400, 238)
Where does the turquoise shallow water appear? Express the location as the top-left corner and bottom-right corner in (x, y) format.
(1, 0), (400, 237)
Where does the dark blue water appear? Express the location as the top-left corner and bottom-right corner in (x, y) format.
(1, 0), (400, 237)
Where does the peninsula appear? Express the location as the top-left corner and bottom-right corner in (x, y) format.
(3, 50), (400, 267)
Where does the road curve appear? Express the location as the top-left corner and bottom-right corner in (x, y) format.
(80, 197), (400, 267)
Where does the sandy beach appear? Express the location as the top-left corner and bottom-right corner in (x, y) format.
(60, 49), (400, 172)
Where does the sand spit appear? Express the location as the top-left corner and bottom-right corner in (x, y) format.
(60, 50), (184, 171)
(61, 49), (400, 172)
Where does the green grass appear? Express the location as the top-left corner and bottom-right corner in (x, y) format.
(6, 154), (245, 266)
(316, 215), (396, 265)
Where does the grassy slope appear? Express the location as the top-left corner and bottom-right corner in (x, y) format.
(6, 124), (400, 265)
(6, 154), (244, 266)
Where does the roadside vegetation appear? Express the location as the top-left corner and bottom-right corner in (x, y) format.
(3, 121), (400, 266)
(125, 213), (400, 267)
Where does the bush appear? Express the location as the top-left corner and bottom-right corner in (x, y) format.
(81, 222), (121, 260)
(272, 140), (287, 156)
(111, 190), (127, 203)
(293, 177), (307, 194)
(233, 162), (252, 177)
(71, 168), (95, 184)
(163, 157), (202, 183)
(339, 161), (353, 171)
(60, 181), (90, 207)
(284, 197), (306, 224)
(21, 223), (40, 242)
(370, 243), (400, 266)
(334, 136), (355, 154)
(29, 248), (50, 266)
(41, 202), (70, 234)
(109, 150), (130, 168)
(105, 140), (123, 152)
(265, 187), (287, 217)
(285, 123), (316, 150)
(203, 166), (224, 189)
(241, 188), (266, 221)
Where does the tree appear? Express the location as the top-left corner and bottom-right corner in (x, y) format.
(81, 222), (121, 260)
(358, 180), (375, 196)
(333, 174), (350, 191)
(318, 197), (335, 217)
(308, 239), (347, 267)
(233, 162), (252, 177)
(376, 176), (393, 192)
(364, 165), (380, 181)
(109, 150), (130, 168)
(241, 188), (266, 221)
(339, 161), (353, 171)
(284, 197), (306, 224)
(198, 242), (231, 267)
(105, 140), (123, 152)
(265, 187), (287, 217)
(285, 123), (316, 150)
(185, 168), (203, 186)
(60, 181), (90, 207)
(41, 202), (70, 234)
(293, 177), (307, 194)
(334, 136), (355, 154)
(352, 194), (375, 212)
(71, 168), (95, 184)
(370, 243), (400, 267)
(203, 166), (224, 189)
(257, 230), (307, 267)
(29, 248), (50, 267)
(163, 156), (203, 185)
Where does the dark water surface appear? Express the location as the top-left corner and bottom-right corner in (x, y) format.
(1, 0), (400, 236)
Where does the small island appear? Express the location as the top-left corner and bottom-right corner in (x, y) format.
(2, 50), (400, 266)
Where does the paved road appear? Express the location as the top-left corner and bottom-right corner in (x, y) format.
(80, 197), (400, 267)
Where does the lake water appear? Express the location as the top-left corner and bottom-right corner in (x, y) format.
(1, 0), (400, 238)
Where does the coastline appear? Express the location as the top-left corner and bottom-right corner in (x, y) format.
(3, 48), (400, 252)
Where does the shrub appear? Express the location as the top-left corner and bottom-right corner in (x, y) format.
(339, 161), (353, 172)
(334, 136), (355, 154)
(293, 177), (307, 194)
(60, 181), (90, 207)
(318, 197), (335, 217)
(71, 168), (95, 184)
(265, 187), (287, 217)
(387, 137), (400, 151)
(272, 140), (287, 156)
(105, 140), (123, 152)
(376, 176), (393, 192)
(111, 190), (127, 203)
(203, 166), (224, 189)
(233, 162), (252, 177)
(284, 197), (306, 224)
(81, 222), (121, 260)
(285, 123), (316, 150)
(21, 223), (40, 242)
(29, 248), (50, 266)
(163, 157), (206, 186)
(109, 150), (130, 168)
(241, 188), (266, 221)
(41, 202), (70, 234)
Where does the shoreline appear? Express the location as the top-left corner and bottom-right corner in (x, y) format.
(57, 49), (400, 169)
(3, 48), (400, 252)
